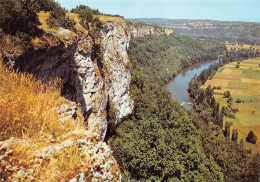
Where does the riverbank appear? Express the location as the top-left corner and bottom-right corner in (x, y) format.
(165, 59), (219, 110)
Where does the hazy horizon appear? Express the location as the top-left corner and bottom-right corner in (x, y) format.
(56, 0), (260, 23)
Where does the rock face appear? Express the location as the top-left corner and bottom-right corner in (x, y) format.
(2, 21), (134, 140)
(129, 24), (165, 38)
(1, 20), (166, 140)
(0, 130), (121, 181)
(102, 21), (133, 121)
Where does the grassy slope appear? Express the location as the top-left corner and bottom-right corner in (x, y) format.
(204, 58), (260, 153)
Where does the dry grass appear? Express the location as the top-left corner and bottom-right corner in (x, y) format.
(39, 144), (82, 181)
(0, 58), (86, 180)
(38, 11), (58, 33)
(67, 13), (80, 23)
(94, 15), (125, 26)
(0, 60), (77, 141)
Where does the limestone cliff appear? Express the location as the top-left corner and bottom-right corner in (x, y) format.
(127, 22), (166, 38)
(0, 17), (168, 182)
(1, 20), (168, 140)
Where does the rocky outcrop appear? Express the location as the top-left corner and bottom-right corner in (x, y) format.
(0, 129), (121, 181)
(1, 19), (167, 140)
(102, 21), (133, 122)
(2, 23), (134, 140)
(128, 24), (165, 38)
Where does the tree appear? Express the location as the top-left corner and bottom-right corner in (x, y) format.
(227, 97), (233, 105)
(224, 122), (232, 138)
(224, 91), (231, 98)
(235, 98), (242, 103)
(72, 5), (94, 29)
(232, 129), (238, 142)
(46, 5), (76, 30)
(0, 0), (41, 36)
(246, 130), (257, 144)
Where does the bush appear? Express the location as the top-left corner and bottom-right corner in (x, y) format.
(246, 130), (257, 144)
(235, 98), (242, 103)
(0, 0), (41, 36)
(47, 6), (76, 31)
(224, 90), (231, 98)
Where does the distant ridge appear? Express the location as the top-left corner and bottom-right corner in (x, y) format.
(131, 18), (260, 45)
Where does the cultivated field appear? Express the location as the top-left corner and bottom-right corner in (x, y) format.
(205, 58), (260, 153)
(226, 43), (260, 51)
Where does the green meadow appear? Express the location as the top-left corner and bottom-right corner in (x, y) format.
(205, 57), (260, 153)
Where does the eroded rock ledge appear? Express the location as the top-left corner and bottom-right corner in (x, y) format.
(1, 21), (167, 140)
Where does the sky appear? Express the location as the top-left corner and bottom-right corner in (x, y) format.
(57, 0), (260, 22)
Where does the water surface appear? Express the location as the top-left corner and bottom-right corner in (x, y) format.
(165, 59), (219, 110)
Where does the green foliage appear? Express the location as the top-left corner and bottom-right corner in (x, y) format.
(235, 98), (242, 103)
(75, 5), (94, 28)
(232, 129), (238, 142)
(31, 0), (60, 12)
(105, 99), (118, 138)
(227, 97), (233, 105)
(224, 122), (232, 138)
(110, 61), (224, 181)
(200, 124), (257, 181)
(128, 33), (226, 85)
(224, 91), (231, 98)
(46, 5), (76, 31)
(0, 0), (41, 36)
(246, 130), (257, 144)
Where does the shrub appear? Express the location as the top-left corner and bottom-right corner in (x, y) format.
(47, 6), (76, 31)
(224, 90), (231, 98)
(0, 0), (41, 36)
(227, 97), (233, 105)
(246, 130), (257, 144)
(105, 99), (118, 140)
(235, 98), (242, 103)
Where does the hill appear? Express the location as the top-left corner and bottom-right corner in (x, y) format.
(133, 18), (260, 45)
(128, 32), (226, 85)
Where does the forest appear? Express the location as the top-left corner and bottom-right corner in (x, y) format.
(111, 38), (260, 181)
(128, 33), (226, 85)
(110, 57), (260, 182)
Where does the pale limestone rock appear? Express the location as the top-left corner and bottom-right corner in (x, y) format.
(1, 20), (166, 140)
(102, 21), (134, 125)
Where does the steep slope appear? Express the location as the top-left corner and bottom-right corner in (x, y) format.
(1, 16), (169, 140)
(0, 57), (121, 181)
(128, 32), (226, 85)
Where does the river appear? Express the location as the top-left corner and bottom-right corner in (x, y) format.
(165, 59), (219, 110)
